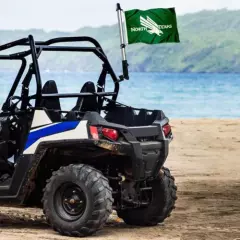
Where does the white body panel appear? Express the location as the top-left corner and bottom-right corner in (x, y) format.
(31, 110), (52, 128)
(23, 110), (89, 154)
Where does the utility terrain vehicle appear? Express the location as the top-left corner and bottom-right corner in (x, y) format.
(0, 35), (177, 237)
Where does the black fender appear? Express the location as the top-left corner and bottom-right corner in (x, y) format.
(18, 139), (130, 203)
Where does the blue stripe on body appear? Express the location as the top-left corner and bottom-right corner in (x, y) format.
(24, 121), (80, 150)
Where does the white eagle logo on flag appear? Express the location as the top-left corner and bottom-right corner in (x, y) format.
(140, 16), (163, 36)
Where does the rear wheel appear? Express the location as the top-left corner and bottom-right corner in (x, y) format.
(42, 164), (113, 237)
(117, 167), (177, 226)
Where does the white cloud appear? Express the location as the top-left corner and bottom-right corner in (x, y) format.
(0, 0), (239, 30)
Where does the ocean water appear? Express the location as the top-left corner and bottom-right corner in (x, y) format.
(0, 71), (240, 118)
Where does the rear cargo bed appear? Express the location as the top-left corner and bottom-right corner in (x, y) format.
(105, 105), (167, 127)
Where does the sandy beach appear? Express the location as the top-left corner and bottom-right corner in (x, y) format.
(0, 119), (239, 240)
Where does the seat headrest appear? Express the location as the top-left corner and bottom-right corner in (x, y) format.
(40, 80), (61, 122)
(75, 81), (96, 109)
(81, 81), (97, 112)
(42, 80), (58, 94)
(81, 81), (96, 93)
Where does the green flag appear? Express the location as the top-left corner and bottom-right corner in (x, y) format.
(124, 8), (180, 44)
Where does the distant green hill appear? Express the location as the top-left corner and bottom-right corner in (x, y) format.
(0, 9), (239, 73)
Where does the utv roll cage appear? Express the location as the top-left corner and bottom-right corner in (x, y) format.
(0, 35), (120, 112)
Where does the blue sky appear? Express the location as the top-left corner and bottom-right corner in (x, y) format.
(0, 0), (239, 31)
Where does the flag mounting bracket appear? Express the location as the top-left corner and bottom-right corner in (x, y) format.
(116, 3), (129, 80)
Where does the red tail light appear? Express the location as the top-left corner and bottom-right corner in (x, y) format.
(102, 128), (119, 141)
(90, 126), (99, 140)
(162, 124), (171, 137)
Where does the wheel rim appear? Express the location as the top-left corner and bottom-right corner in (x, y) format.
(54, 183), (87, 221)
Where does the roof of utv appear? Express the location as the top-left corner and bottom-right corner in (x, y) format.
(0, 35), (120, 108)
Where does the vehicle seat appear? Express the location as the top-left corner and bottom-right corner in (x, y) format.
(75, 81), (98, 112)
(40, 80), (62, 122)
(65, 81), (98, 120)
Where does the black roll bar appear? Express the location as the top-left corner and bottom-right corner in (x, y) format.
(31, 36), (120, 101)
(0, 38), (28, 51)
(0, 35), (121, 108)
(21, 36), (103, 49)
(42, 92), (117, 98)
(28, 35), (42, 106)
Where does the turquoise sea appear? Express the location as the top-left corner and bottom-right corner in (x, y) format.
(0, 71), (240, 118)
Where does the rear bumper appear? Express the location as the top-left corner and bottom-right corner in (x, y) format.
(84, 111), (172, 181)
(97, 119), (171, 181)
(94, 139), (169, 180)
(122, 119), (171, 180)
(141, 140), (169, 178)
(122, 139), (169, 180)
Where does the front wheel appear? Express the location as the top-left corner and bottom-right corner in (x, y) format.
(42, 164), (113, 237)
(117, 167), (177, 226)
